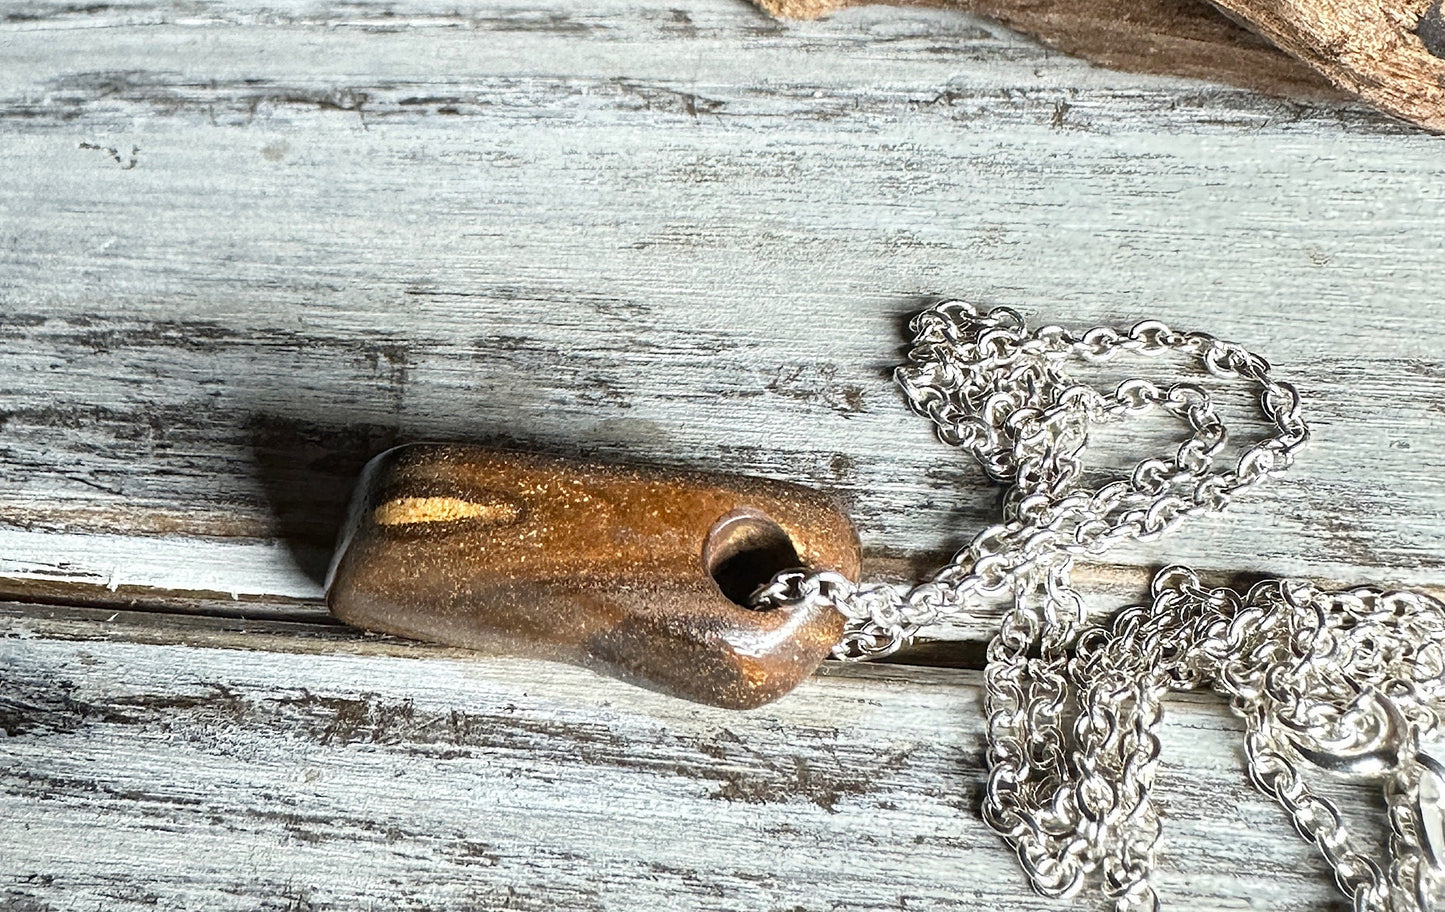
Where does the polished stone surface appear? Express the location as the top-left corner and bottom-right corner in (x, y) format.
(327, 444), (861, 708)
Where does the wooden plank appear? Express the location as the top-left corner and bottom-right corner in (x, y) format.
(750, 0), (1346, 102)
(2, 3), (1439, 907)
(751, 0), (1445, 134)
(0, 602), (1386, 911)
(1, 0), (1443, 639)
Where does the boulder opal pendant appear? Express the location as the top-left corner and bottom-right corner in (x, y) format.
(325, 444), (861, 709)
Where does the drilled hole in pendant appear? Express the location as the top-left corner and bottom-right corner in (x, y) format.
(704, 510), (803, 608)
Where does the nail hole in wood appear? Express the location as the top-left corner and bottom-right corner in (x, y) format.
(704, 510), (803, 607)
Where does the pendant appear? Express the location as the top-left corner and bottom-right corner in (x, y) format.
(325, 444), (860, 708)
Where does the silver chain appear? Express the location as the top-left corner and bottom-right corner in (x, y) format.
(752, 301), (1445, 912)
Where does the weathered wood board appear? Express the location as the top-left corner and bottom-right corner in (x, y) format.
(2, 0), (1444, 907)
(0, 602), (1386, 911)
(4, 0), (1445, 618)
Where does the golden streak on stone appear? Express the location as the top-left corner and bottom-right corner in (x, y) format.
(373, 496), (522, 527)
(327, 444), (861, 709)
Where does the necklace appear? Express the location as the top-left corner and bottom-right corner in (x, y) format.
(753, 301), (1445, 912)
(329, 300), (1445, 911)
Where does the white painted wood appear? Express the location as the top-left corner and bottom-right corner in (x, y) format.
(2, 0), (1443, 906)
(0, 604), (1388, 911)
(1, 0), (1443, 631)
(0, 528), (317, 600)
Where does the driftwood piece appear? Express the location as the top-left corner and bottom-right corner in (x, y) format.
(753, 0), (1445, 131)
(1208, 0), (1445, 130)
(754, 0), (1340, 100)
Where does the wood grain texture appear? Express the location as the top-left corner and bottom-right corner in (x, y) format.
(750, 0), (1345, 103)
(1207, 0), (1445, 131)
(751, 0), (1445, 132)
(1, 0), (1444, 643)
(0, 602), (1385, 911)
(1, 4), (1444, 905)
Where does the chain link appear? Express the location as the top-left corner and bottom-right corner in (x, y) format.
(751, 301), (1445, 911)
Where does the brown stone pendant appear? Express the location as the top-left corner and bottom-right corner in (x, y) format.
(325, 445), (861, 709)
